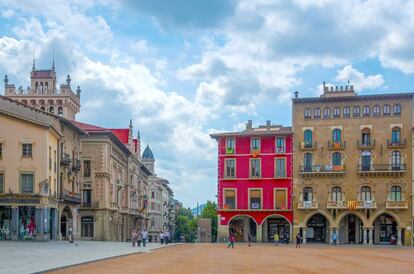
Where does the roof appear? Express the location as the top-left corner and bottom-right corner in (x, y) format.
(142, 145), (154, 159)
(109, 128), (129, 144)
(70, 120), (106, 131)
(293, 92), (414, 104)
(210, 126), (292, 139)
(32, 70), (53, 79)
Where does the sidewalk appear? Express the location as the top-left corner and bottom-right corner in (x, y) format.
(0, 241), (176, 274)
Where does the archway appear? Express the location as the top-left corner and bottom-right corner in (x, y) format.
(373, 214), (398, 244)
(228, 215), (257, 242)
(306, 214), (328, 243)
(338, 213), (364, 244)
(261, 215), (291, 243)
(60, 206), (73, 240)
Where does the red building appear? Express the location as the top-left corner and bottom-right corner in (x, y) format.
(211, 120), (293, 242)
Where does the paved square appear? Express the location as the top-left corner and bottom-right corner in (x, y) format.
(52, 243), (414, 274)
(0, 241), (173, 274)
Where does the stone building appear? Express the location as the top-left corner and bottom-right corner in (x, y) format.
(292, 85), (413, 245)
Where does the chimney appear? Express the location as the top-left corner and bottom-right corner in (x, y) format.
(266, 120), (271, 131)
(246, 120), (253, 130)
(294, 91), (299, 98)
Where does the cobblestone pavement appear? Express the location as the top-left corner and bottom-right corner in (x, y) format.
(52, 243), (414, 274)
(0, 241), (174, 274)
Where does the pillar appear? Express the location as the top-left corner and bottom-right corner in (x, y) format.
(362, 227), (368, 245)
(256, 224), (263, 242)
(11, 206), (18, 240)
(368, 227), (373, 245)
(397, 228), (402, 246)
(302, 227), (307, 244)
(217, 221), (229, 243)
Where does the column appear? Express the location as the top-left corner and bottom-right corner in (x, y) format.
(363, 228), (368, 245)
(256, 224), (263, 243)
(11, 206), (19, 240)
(397, 228), (402, 246)
(302, 227), (307, 244)
(368, 227), (373, 245)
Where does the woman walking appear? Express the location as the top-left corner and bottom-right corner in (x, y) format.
(131, 229), (138, 247)
(228, 232), (235, 249)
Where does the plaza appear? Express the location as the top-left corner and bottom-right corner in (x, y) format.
(51, 243), (414, 274)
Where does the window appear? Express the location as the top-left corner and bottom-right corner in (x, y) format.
(22, 144), (32, 157)
(323, 107), (331, 118)
(275, 158), (286, 178)
(393, 104), (401, 116)
(361, 128), (371, 146)
(390, 186), (402, 201)
(275, 189), (287, 209)
(251, 138), (260, 151)
(49, 106), (54, 114)
(249, 189), (261, 209)
(151, 191), (155, 199)
(392, 150), (401, 169)
(304, 153), (313, 172)
(0, 173), (3, 193)
(58, 106), (63, 116)
(226, 138), (235, 154)
(383, 104), (391, 115)
(276, 138), (285, 153)
(250, 159), (261, 178)
(373, 105), (380, 116)
(391, 127), (401, 144)
(343, 106), (350, 118)
(363, 105), (370, 116)
(332, 128), (342, 143)
(54, 150), (57, 173)
(314, 108), (321, 118)
(303, 187), (313, 202)
(333, 107), (340, 118)
(0, 143), (2, 158)
(83, 160), (91, 177)
(361, 151), (371, 171)
(224, 189), (236, 209)
(304, 130), (313, 148)
(360, 186), (371, 201)
(81, 216), (94, 238)
(20, 173), (34, 193)
(332, 152), (342, 166)
(352, 106), (360, 117)
(225, 159), (236, 178)
(331, 186), (342, 202)
(82, 189), (92, 207)
(304, 108), (311, 118)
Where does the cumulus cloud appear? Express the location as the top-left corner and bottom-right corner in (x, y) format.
(336, 65), (384, 91)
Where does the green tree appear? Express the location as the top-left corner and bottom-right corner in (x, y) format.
(200, 201), (218, 242)
(174, 207), (197, 242)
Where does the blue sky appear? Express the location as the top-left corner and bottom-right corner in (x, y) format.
(1, 0), (414, 207)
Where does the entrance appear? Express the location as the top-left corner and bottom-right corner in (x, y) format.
(81, 216), (94, 238)
(266, 217), (290, 243)
(0, 206), (12, 240)
(306, 214), (327, 243)
(338, 214), (363, 244)
(373, 214), (397, 244)
(229, 216), (257, 242)
(60, 206), (73, 240)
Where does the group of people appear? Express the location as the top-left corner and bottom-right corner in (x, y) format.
(273, 231), (290, 246)
(131, 229), (148, 247)
(159, 231), (170, 245)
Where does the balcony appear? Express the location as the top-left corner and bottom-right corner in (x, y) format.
(299, 165), (346, 178)
(109, 202), (118, 210)
(328, 141), (346, 150)
(81, 201), (99, 208)
(385, 200), (408, 209)
(61, 190), (81, 204)
(327, 200), (347, 209)
(60, 153), (71, 167)
(357, 164), (406, 177)
(356, 200), (377, 209)
(72, 159), (81, 172)
(298, 200), (318, 210)
(387, 138), (407, 148)
(299, 141), (317, 151)
(120, 206), (129, 213)
(356, 139), (375, 149)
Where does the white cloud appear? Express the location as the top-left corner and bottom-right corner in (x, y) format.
(336, 65), (384, 91)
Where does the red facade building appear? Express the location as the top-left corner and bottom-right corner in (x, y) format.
(211, 120), (293, 242)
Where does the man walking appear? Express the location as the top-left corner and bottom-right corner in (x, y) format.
(131, 229), (138, 247)
(160, 232), (164, 244)
(164, 231), (170, 244)
(332, 231), (337, 246)
(295, 233), (302, 248)
(141, 229), (148, 247)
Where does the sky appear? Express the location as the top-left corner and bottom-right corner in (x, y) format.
(1, 0), (414, 208)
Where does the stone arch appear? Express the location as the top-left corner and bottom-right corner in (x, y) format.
(369, 209), (402, 227)
(228, 214), (259, 225)
(260, 214), (291, 226)
(334, 210), (369, 227)
(301, 210), (333, 227)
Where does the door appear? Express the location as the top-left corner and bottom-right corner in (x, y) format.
(348, 215), (356, 243)
(361, 152), (371, 171)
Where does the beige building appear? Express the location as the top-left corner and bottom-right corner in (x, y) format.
(292, 85), (413, 245)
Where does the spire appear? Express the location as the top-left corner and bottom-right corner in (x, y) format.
(52, 48), (55, 70)
(137, 130), (140, 139)
(66, 74), (71, 86)
(4, 74), (8, 86)
(129, 119), (133, 129)
(32, 59), (36, 71)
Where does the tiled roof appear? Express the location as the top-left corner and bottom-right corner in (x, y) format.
(70, 120), (131, 145)
(70, 120), (106, 131)
(109, 129), (129, 144)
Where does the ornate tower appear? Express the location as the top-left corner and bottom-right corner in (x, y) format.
(3, 59), (81, 120)
(142, 145), (155, 175)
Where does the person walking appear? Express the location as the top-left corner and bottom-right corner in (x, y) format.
(228, 232), (235, 249)
(68, 227), (74, 243)
(160, 232), (164, 244)
(295, 233), (302, 248)
(137, 230), (142, 247)
(284, 231), (289, 245)
(131, 229), (138, 247)
(274, 232), (279, 246)
(164, 231), (170, 244)
(141, 229), (148, 247)
(247, 232), (252, 247)
(331, 231), (337, 246)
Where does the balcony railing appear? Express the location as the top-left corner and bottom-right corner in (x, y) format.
(299, 165), (346, 177)
(356, 139), (375, 149)
(356, 200), (377, 209)
(328, 140), (346, 150)
(72, 159), (81, 172)
(387, 138), (407, 148)
(385, 200), (408, 209)
(298, 200), (318, 209)
(60, 153), (71, 166)
(327, 200), (347, 209)
(81, 201), (99, 208)
(299, 141), (317, 151)
(109, 202), (118, 210)
(357, 164), (406, 177)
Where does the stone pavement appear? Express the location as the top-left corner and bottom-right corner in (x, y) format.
(0, 241), (176, 274)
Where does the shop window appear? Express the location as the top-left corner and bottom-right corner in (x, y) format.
(275, 158), (286, 178)
(314, 108), (321, 119)
(390, 186), (402, 201)
(323, 107), (331, 118)
(343, 106), (350, 118)
(83, 160), (91, 178)
(22, 144), (32, 157)
(226, 138), (235, 154)
(224, 189), (236, 209)
(249, 189), (261, 209)
(304, 108), (311, 118)
(331, 186), (342, 202)
(383, 104), (391, 115)
(0, 173), (3, 193)
(276, 138), (285, 153)
(360, 186), (371, 201)
(353, 106), (360, 117)
(333, 107), (340, 118)
(373, 105), (380, 116)
(81, 216), (94, 238)
(275, 189), (287, 209)
(19, 206), (36, 239)
(251, 138), (260, 151)
(20, 173), (34, 193)
(250, 159), (261, 178)
(393, 104), (401, 116)
(225, 159), (236, 178)
(303, 187), (313, 202)
(304, 130), (313, 148)
(363, 105), (370, 116)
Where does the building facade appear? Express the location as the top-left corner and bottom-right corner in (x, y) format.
(292, 86), (413, 245)
(211, 121), (293, 242)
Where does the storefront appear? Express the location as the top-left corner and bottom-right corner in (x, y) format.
(229, 216), (257, 242)
(306, 214), (328, 243)
(374, 214), (398, 244)
(266, 217), (290, 243)
(0, 206), (12, 240)
(18, 206), (37, 240)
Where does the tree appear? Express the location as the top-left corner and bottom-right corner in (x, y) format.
(174, 207), (197, 242)
(200, 201), (218, 242)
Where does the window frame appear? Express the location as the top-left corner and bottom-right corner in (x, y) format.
(304, 108), (311, 118)
(391, 127), (401, 144)
(343, 106), (350, 118)
(20, 172), (34, 194)
(0, 172), (4, 193)
(226, 137), (235, 154)
(323, 107), (331, 119)
(83, 160), (91, 178)
(251, 137), (260, 152)
(390, 186), (402, 201)
(275, 157), (287, 178)
(22, 143), (33, 157)
(331, 186), (342, 202)
(314, 108), (321, 119)
(303, 153), (313, 172)
(360, 186), (372, 201)
(352, 106), (360, 117)
(224, 158), (236, 179)
(223, 188), (237, 209)
(250, 158), (261, 178)
(332, 152), (342, 166)
(333, 107), (341, 118)
(383, 104), (391, 116)
(276, 137), (285, 153)
(304, 130), (313, 147)
(303, 187), (313, 202)
(248, 188), (262, 210)
(274, 188), (288, 210)
(363, 105), (370, 117)
(393, 104), (401, 116)
(373, 105), (380, 116)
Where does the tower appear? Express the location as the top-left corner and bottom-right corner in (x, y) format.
(142, 145), (155, 175)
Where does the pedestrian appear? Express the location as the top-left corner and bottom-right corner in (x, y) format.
(295, 233), (301, 248)
(141, 229), (148, 247)
(284, 231), (289, 244)
(68, 227), (74, 243)
(160, 232), (164, 244)
(131, 229), (138, 247)
(247, 232), (252, 247)
(164, 231), (170, 244)
(137, 230), (142, 247)
(332, 231), (337, 246)
(274, 232), (279, 246)
(228, 232), (235, 249)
